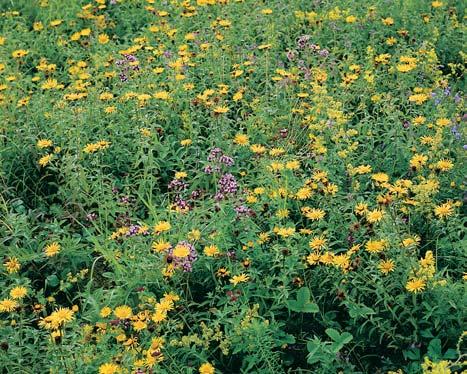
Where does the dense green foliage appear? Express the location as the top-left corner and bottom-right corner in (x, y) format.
(0, 0), (466, 373)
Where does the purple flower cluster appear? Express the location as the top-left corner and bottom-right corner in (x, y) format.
(235, 205), (254, 218)
(205, 147), (234, 174)
(296, 35), (329, 57)
(167, 241), (198, 272)
(168, 178), (188, 192)
(126, 224), (149, 237)
(115, 54), (139, 82)
(215, 173), (238, 201)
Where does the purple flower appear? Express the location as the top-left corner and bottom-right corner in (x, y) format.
(297, 35), (311, 49)
(218, 173), (238, 195)
(451, 125), (461, 140)
(168, 178), (189, 191)
(219, 155), (234, 166)
(208, 147), (223, 161)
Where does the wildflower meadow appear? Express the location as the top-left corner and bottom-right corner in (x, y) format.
(0, 0), (466, 373)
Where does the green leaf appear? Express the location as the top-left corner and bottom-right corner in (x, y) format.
(326, 328), (353, 352)
(427, 338), (442, 361)
(346, 302), (376, 319)
(286, 287), (319, 313)
(46, 274), (59, 287)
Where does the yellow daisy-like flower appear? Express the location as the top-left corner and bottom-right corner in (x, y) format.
(410, 154), (428, 170)
(4, 257), (21, 274)
(434, 202), (454, 219)
(10, 286), (28, 299)
(173, 243), (190, 258)
(229, 273), (250, 286)
(302, 207), (326, 221)
(306, 252), (321, 266)
(199, 362), (215, 374)
(153, 221), (171, 234)
(365, 239), (387, 254)
(234, 133), (249, 145)
(98, 34), (110, 44)
(38, 154), (53, 167)
(406, 278), (426, 293)
(44, 242), (61, 257)
(133, 320), (147, 331)
(100, 306), (112, 318)
(114, 305), (133, 319)
(213, 106), (229, 114)
(152, 240), (171, 253)
(12, 49), (29, 58)
(0, 298), (18, 312)
(366, 209), (385, 223)
(204, 245), (220, 257)
(49, 307), (74, 328)
(309, 236), (327, 251)
(37, 139), (53, 149)
(99, 363), (120, 374)
(378, 260), (395, 275)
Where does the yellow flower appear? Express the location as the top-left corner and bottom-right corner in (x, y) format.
(406, 278), (426, 293)
(154, 221), (171, 234)
(365, 239), (387, 253)
(286, 160), (300, 170)
(234, 133), (249, 145)
(275, 209), (289, 219)
(378, 260), (395, 275)
(434, 159), (453, 172)
(434, 202), (454, 219)
(181, 139), (192, 146)
(114, 305), (133, 319)
(309, 236), (327, 251)
(250, 144), (266, 154)
(99, 363), (120, 374)
(199, 362), (215, 374)
(152, 240), (171, 253)
(0, 299), (18, 312)
(382, 17), (394, 26)
(230, 273), (250, 286)
(44, 242), (61, 257)
(301, 207), (325, 221)
(133, 320), (147, 331)
(4, 257), (20, 274)
(100, 306), (112, 318)
(12, 49), (29, 58)
(37, 139), (53, 149)
(10, 286), (27, 300)
(204, 245), (219, 257)
(307, 252), (320, 266)
(154, 91), (170, 100)
(366, 209), (385, 223)
(98, 34), (110, 44)
(213, 106), (229, 114)
(173, 243), (190, 258)
(409, 93), (429, 105)
(49, 19), (63, 27)
(38, 154), (53, 167)
(410, 154), (428, 169)
(49, 307), (74, 327)
(372, 173), (389, 184)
